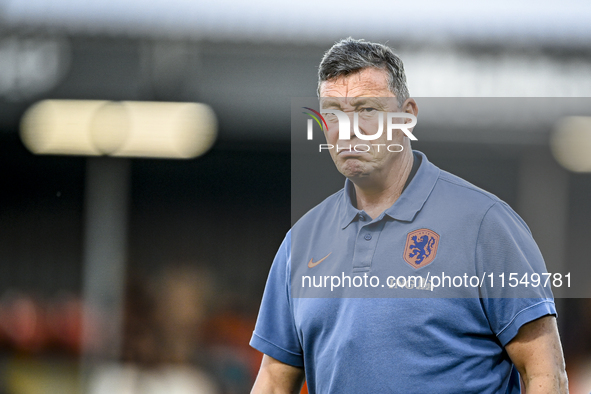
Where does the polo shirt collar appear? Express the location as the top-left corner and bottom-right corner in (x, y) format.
(340, 179), (361, 228)
(340, 150), (440, 229)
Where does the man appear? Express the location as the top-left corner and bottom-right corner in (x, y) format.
(250, 38), (568, 393)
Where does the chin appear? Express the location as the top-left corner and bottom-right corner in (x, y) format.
(338, 161), (370, 178)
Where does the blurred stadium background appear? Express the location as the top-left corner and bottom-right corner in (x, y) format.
(0, 0), (591, 393)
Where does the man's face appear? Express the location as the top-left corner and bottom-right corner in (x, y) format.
(319, 67), (415, 181)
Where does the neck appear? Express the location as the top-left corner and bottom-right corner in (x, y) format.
(352, 150), (414, 219)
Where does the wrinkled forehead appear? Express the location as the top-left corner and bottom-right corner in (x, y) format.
(318, 67), (394, 98)
(319, 96), (398, 111)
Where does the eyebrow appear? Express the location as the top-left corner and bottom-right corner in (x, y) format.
(349, 97), (388, 109)
(320, 98), (343, 109)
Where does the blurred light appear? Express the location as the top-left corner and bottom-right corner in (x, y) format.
(21, 100), (107, 156)
(20, 100), (218, 159)
(106, 101), (217, 159)
(551, 116), (591, 173)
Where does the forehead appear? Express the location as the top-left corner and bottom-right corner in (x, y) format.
(319, 67), (394, 98)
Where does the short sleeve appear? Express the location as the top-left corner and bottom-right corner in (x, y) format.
(476, 202), (556, 346)
(250, 231), (304, 367)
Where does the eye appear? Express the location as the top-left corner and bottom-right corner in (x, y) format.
(358, 107), (379, 119)
(321, 113), (338, 123)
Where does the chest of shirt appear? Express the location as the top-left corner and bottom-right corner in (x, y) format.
(291, 203), (484, 298)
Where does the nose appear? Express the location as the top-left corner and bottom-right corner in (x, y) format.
(343, 111), (356, 139)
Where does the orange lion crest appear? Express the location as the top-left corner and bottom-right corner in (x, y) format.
(403, 229), (440, 269)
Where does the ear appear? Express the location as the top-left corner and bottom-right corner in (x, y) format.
(402, 98), (418, 122)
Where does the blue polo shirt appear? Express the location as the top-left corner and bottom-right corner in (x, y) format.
(251, 150), (555, 393)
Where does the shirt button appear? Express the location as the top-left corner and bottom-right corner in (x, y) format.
(364, 233), (372, 240)
(359, 214), (365, 221)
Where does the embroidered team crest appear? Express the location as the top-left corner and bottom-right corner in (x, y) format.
(403, 229), (440, 269)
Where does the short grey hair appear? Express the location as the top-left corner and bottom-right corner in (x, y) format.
(318, 37), (409, 108)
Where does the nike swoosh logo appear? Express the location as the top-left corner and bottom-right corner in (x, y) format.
(308, 253), (331, 268)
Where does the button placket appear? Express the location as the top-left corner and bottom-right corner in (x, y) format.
(351, 220), (385, 271)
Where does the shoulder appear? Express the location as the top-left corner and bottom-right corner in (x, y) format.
(407, 151), (505, 220)
(430, 166), (516, 221)
(436, 169), (530, 232)
(435, 169), (502, 207)
(411, 155), (531, 240)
